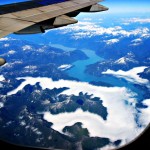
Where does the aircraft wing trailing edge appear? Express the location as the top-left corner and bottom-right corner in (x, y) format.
(0, 0), (108, 38)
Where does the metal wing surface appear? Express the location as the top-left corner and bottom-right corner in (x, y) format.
(0, 0), (108, 38)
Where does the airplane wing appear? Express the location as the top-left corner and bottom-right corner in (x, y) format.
(0, 0), (108, 38)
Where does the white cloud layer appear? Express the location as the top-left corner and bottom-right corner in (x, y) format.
(102, 66), (149, 85)
(56, 21), (150, 39)
(7, 77), (150, 148)
(139, 99), (150, 126)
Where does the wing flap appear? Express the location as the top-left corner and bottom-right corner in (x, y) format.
(53, 15), (78, 26)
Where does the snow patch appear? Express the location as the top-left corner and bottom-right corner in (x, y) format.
(115, 57), (126, 64)
(0, 75), (5, 81)
(58, 64), (72, 71)
(4, 44), (10, 47)
(115, 57), (138, 65)
(22, 45), (32, 51)
(104, 39), (119, 45)
(0, 102), (4, 109)
(8, 50), (16, 55)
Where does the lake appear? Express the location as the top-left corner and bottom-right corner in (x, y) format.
(51, 44), (144, 100)
(67, 49), (103, 82)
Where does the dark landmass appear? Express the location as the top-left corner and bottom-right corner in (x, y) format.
(0, 39), (88, 79)
(90, 81), (114, 87)
(0, 82), (108, 149)
(139, 67), (150, 81)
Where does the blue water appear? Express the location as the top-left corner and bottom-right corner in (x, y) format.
(49, 43), (144, 99)
(98, 75), (144, 99)
(66, 49), (103, 82)
(64, 48), (144, 99)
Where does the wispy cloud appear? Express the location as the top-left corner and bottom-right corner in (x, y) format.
(124, 18), (150, 24)
(130, 38), (143, 46)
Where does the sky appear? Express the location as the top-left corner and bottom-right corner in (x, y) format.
(0, 0), (150, 13)
(101, 0), (150, 13)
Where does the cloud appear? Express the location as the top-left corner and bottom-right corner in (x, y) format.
(139, 99), (150, 126)
(22, 45), (32, 51)
(122, 23), (130, 26)
(131, 38), (142, 43)
(141, 33), (150, 38)
(7, 77), (150, 148)
(130, 38), (143, 46)
(56, 21), (150, 39)
(102, 66), (149, 85)
(125, 18), (150, 24)
(0, 37), (9, 41)
(103, 39), (119, 45)
(82, 18), (92, 21)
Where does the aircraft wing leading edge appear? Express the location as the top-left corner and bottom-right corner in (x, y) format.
(0, 0), (108, 38)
